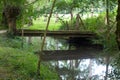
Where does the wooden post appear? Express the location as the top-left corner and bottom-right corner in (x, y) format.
(75, 13), (85, 30)
(37, 0), (56, 78)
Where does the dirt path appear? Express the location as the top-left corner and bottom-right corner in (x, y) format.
(0, 30), (7, 34)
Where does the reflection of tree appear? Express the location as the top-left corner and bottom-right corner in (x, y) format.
(27, 17), (33, 45)
(44, 37), (110, 79)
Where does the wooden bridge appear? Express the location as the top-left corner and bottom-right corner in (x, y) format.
(14, 29), (103, 60)
(14, 29), (96, 38)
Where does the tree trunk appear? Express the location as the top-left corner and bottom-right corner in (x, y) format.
(28, 37), (32, 45)
(7, 18), (16, 33)
(91, 3), (94, 17)
(70, 10), (73, 21)
(55, 13), (59, 22)
(4, 5), (20, 33)
(116, 0), (120, 50)
(1, 12), (8, 28)
(70, 10), (73, 30)
(75, 14), (80, 30)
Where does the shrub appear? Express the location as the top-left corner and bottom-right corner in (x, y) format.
(0, 47), (59, 79)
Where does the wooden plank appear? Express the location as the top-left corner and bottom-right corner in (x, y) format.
(14, 29), (96, 37)
(36, 46), (103, 61)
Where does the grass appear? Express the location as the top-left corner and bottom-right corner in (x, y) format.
(0, 47), (37, 79)
(25, 17), (62, 31)
(0, 36), (59, 79)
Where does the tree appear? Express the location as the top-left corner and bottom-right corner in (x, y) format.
(116, 0), (120, 50)
(55, 0), (81, 21)
(0, 0), (46, 33)
(1, 0), (23, 33)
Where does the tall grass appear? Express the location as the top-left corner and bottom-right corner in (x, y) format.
(0, 36), (59, 79)
(27, 17), (62, 30)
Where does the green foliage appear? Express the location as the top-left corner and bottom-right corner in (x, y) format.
(0, 0), (47, 29)
(40, 64), (59, 79)
(0, 47), (59, 79)
(58, 18), (74, 30)
(28, 17), (62, 30)
(58, 11), (115, 31)
(0, 36), (59, 79)
(108, 52), (120, 79)
(0, 36), (22, 48)
(0, 0), (26, 6)
(59, 14), (105, 31)
(0, 48), (59, 79)
(103, 33), (118, 53)
(84, 16), (105, 32)
(55, 0), (82, 13)
(0, 47), (37, 79)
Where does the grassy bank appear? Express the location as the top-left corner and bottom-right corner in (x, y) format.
(0, 36), (59, 80)
(25, 17), (62, 30)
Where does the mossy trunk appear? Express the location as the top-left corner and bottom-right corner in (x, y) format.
(7, 18), (16, 33)
(116, 0), (120, 50)
(2, 12), (8, 28)
(4, 5), (20, 33)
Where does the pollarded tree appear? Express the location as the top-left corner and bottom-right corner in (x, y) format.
(0, 0), (47, 33)
(0, 0), (24, 33)
(0, 0), (33, 33)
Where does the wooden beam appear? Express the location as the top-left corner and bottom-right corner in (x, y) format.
(36, 46), (103, 61)
(14, 29), (96, 38)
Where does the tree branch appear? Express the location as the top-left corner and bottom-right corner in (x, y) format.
(25, 0), (39, 6)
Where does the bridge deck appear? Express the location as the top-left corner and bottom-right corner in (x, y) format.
(14, 29), (96, 37)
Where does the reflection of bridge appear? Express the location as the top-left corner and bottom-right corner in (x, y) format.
(14, 29), (103, 60)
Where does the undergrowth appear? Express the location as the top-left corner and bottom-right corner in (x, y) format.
(0, 36), (59, 80)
